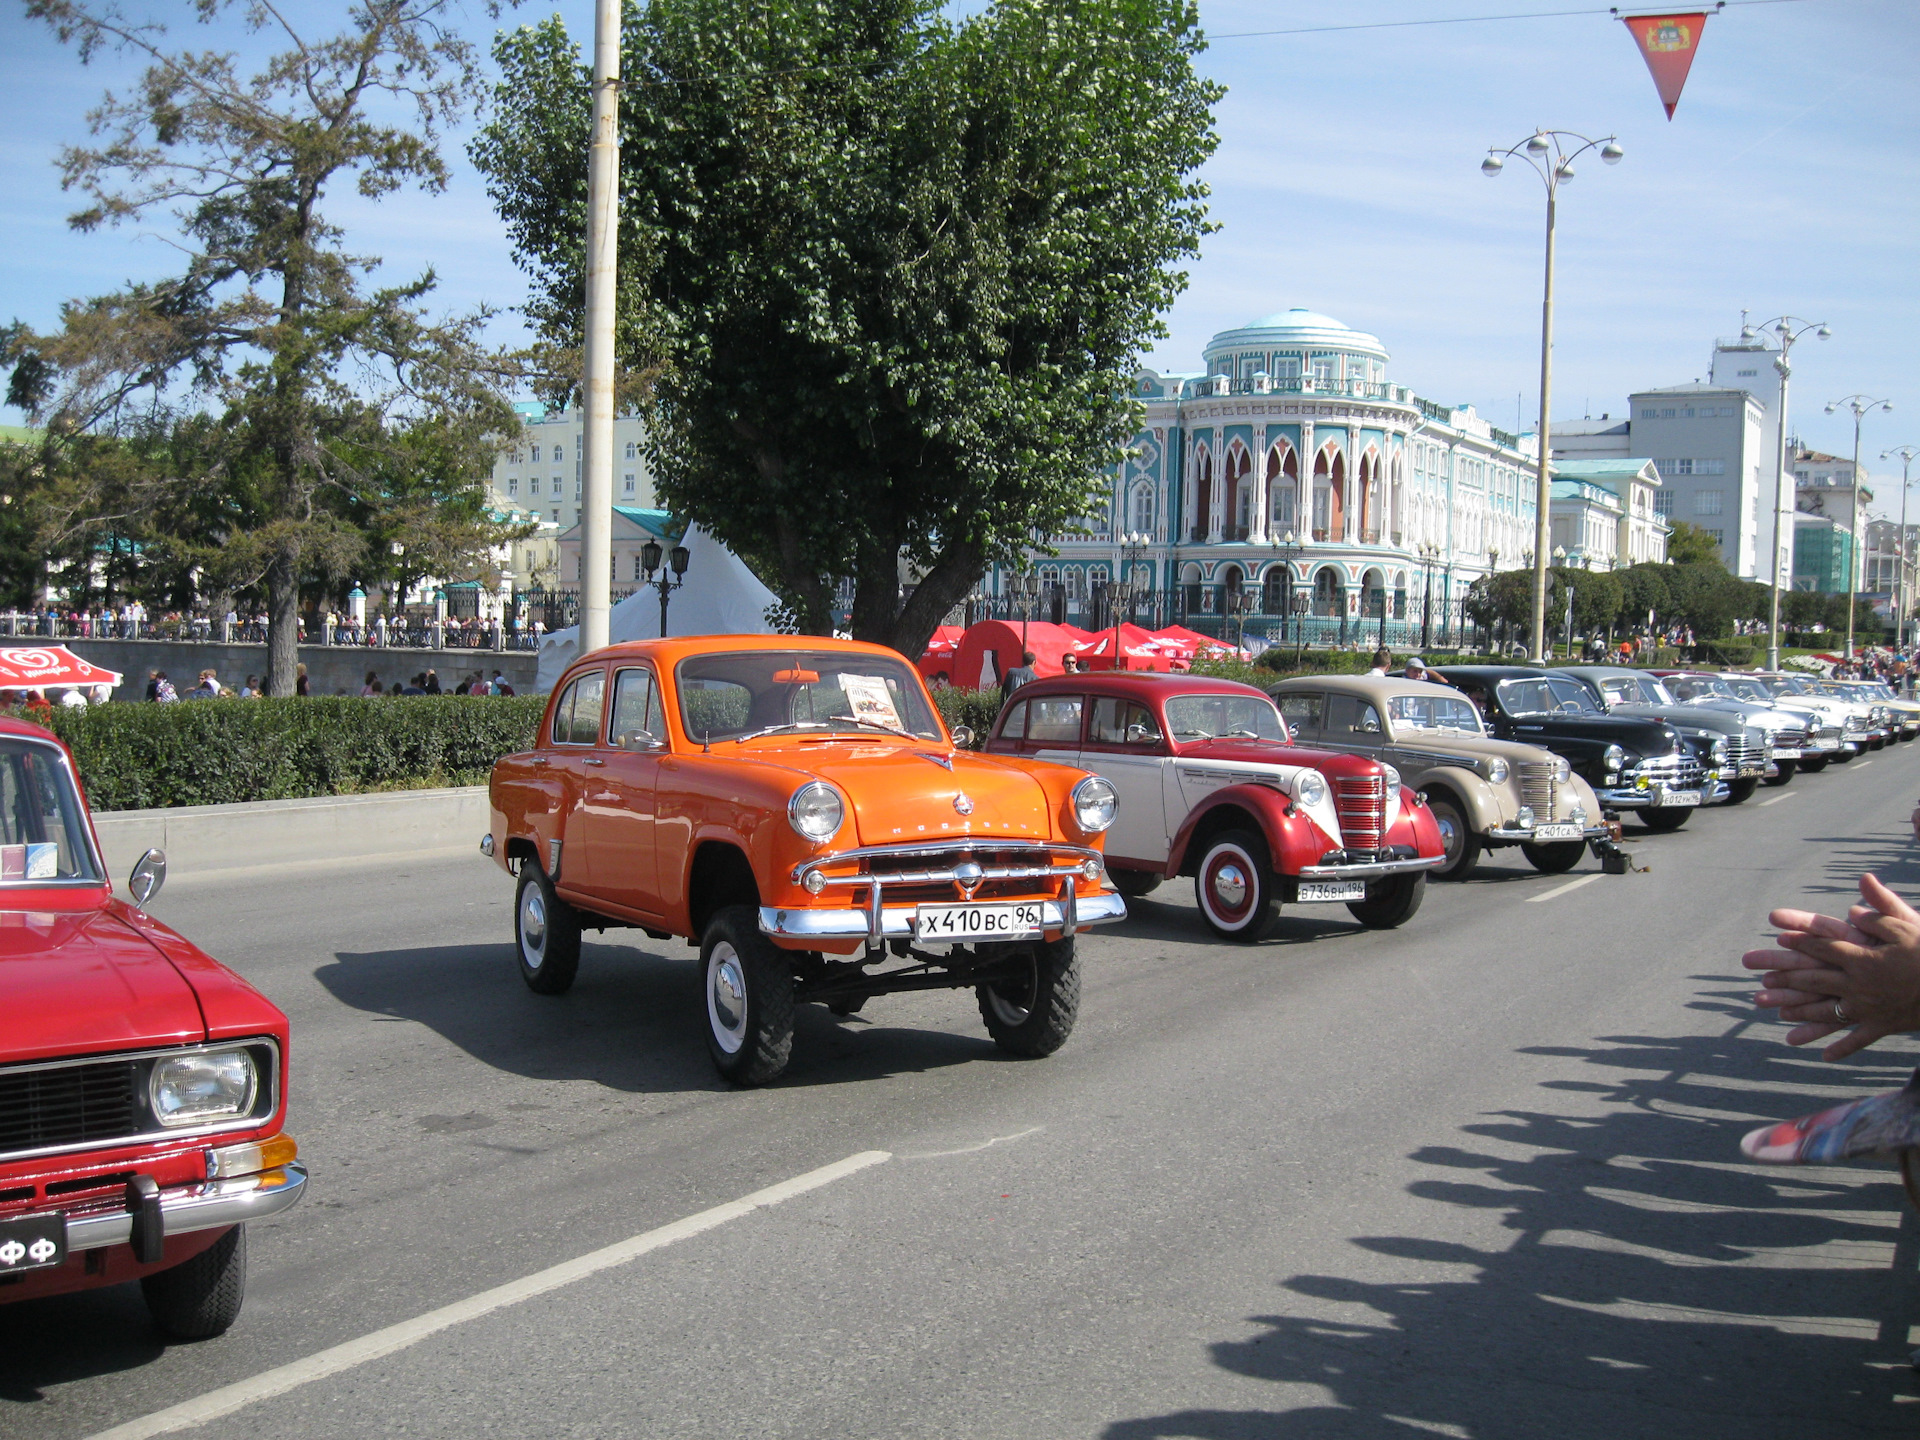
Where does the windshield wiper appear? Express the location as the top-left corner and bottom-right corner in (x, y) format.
(821, 714), (920, 740)
(731, 721), (836, 744)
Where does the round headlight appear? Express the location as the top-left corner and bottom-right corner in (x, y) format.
(1294, 770), (1328, 808)
(1071, 775), (1118, 834)
(150, 1048), (257, 1128)
(1711, 738), (1729, 762)
(1604, 743), (1627, 770)
(1485, 757), (1510, 785)
(788, 782), (844, 842)
(1381, 762), (1402, 801)
(1553, 756), (1571, 783)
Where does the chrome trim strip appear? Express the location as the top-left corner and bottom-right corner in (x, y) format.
(809, 861), (1086, 888)
(759, 892), (1126, 941)
(0, 1038), (283, 1165)
(791, 839), (1101, 884)
(66, 1162), (307, 1251)
(1296, 856), (1444, 879)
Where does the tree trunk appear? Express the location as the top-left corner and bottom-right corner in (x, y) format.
(855, 538), (984, 662)
(265, 547), (301, 697)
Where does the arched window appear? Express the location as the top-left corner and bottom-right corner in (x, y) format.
(1130, 483), (1153, 535)
(1314, 446), (1346, 542)
(1267, 443), (1299, 536)
(1262, 564), (1290, 616)
(1192, 447), (1213, 542)
(624, 441), (637, 460)
(1224, 443), (1252, 542)
(1179, 562), (1203, 619)
(1359, 449), (1383, 544)
(1312, 566), (1342, 617)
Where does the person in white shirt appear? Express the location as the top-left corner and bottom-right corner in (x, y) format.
(1366, 647), (1392, 677)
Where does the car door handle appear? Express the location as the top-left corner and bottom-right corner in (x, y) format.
(584, 757), (606, 767)
(591, 790), (618, 803)
(531, 756), (549, 766)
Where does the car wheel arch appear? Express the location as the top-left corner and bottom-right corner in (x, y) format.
(1169, 789), (1294, 877)
(688, 840), (761, 940)
(1417, 770), (1499, 832)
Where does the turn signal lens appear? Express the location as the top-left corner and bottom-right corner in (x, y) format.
(802, 868), (828, 895)
(205, 1132), (298, 1180)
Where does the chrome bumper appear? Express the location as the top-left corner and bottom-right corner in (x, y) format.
(1296, 855), (1444, 880)
(1487, 823), (1610, 842)
(1597, 785), (1703, 810)
(67, 1163), (307, 1252)
(1768, 746), (1802, 760)
(758, 891), (1127, 943)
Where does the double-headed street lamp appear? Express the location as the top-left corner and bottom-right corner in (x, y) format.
(1417, 541), (1441, 651)
(1883, 445), (1919, 647)
(1482, 128), (1623, 664)
(1111, 531), (1151, 667)
(1270, 529), (1302, 662)
(1745, 317), (1831, 668)
(639, 536), (690, 637)
(1007, 571), (1042, 653)
(1825, 395), (1891, 657)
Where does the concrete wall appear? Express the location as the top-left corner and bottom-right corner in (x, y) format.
(91, 786), (490, 883)
(48, 638), (539, 703)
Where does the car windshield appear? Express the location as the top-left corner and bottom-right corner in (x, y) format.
(0, 738), (99, 883)
(1602, 675), (1670, 705)
(1725, 678), (1775, 701)
(675, 650), (942, 742)
(1163, 693), (1288, 742)
(1387, 693), (1483, 735)
(1496, 676), (1601, 716)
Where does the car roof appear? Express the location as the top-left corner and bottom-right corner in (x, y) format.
(574, 633), (917, 670)
(1012, 672), (1270, 701)
(1430, 665), (1552, 681)
(1270, 674), (1468, 700)
(1551, 665), (1643, 680)
(0, 716), (59, 742)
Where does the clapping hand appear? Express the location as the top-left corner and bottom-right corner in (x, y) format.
(1744, 873), (1920, 1061)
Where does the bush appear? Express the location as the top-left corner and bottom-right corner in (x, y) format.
(1692, 641), (1756, 667)
(19, 695), (548, 811)
(932, 687), (1003, 747)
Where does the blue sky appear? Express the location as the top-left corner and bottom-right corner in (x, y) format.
(1, 0), (1915, 489)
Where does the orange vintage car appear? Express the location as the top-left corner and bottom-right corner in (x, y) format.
(484, 635), (1126, 1084)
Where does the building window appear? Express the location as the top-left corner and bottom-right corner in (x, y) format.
(1736, 369), (1757, 378)
(552, 507), (560, 522)
(1705, 529), (1724, 547)
(529, 444), (541, 462)
(554, 444), (565, 463)
(1661, 408), (1676, 418)
(1273, 356), (1301, 380)
(574, 478), (582, 499)
(1696, 491), (1723, 516)
(1130, 484), (1152, 534)
(530, 477), (542, 495)
(634, 554), (646, 580)
(624, 441), (637, 460)
(623, 474), (636, 496)
(1654, 491), (1675, 518)
(507, 477), (518, 497)
(1310, 355), (1335, 382)
(1640, 408), (1655, 419)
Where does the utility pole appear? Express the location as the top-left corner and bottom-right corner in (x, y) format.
(1750, 317), (1830, 669)
(579, 0), (621, 656)
(1826, 395), (1891, 658)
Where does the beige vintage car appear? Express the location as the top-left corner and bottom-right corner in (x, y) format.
(1269, 674), (1617, 880)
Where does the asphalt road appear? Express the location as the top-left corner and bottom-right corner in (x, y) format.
(8, 750), (1920, 1438)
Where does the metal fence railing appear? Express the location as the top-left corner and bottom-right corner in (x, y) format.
(0, 612), (547, 652)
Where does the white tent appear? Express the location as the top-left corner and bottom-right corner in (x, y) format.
(534, 525), (780, 691)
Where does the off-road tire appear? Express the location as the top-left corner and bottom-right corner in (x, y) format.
(701, 906), (794, 1085)
(1193, 830), (1278, 941)
(1762, 759), (1796, 786)
(1639, 807), (1693, 831)
(1520, 840), (1586, 874)
(142, 1226), (246, 1340)
(1799, 754), (1829, 773)
(1346, 872), (1426, 929)
(1423, 792), (1480, 880)
(1722, 777), (1760, 805)
(976, 935), (1080, 1057)
(516, 863), (581, 995)
(1109, 867), (1163, 899)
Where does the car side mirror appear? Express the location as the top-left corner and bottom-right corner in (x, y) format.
(1126, 723), (1161, 745)
(128, 848), (166, 908)
(950, 725), (975, 748)
(616, 729), (664, 752)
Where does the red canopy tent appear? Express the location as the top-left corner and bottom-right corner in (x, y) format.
(916, 625), (967, 682)
(1070, 623), (1179, 672)
(0, 646), (123, 693)
(950, 621), (1085, 689)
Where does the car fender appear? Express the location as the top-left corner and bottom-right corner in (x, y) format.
(1165, 783), (1332, 878)
(1386, 789), (1445, 858)
(1410, 766), (1503, 834)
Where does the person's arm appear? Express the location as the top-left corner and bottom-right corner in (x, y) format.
(1743, 873), (1920, 1059)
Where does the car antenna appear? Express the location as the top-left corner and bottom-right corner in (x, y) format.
(702, 729), (711, 754)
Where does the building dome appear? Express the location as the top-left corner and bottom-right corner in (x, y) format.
(1202, 307), (1390, 383)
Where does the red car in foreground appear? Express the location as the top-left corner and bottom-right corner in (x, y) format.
(0, 718), (304, 1337)
(986, 674), (1445, 939)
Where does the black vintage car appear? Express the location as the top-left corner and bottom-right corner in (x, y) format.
(1438, 666), (1707, 831)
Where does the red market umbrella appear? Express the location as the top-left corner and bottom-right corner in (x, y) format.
(0, 646), (123, 692)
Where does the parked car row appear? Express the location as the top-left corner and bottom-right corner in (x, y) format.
(6, 635), (1905, 1339)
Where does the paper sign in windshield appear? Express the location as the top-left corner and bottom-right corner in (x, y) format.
(837, 674), (903, 731)
(0, 844), (57, 880)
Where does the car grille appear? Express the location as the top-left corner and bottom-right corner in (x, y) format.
(1769, 727), (1806, 752)
(1519, 761), (1557, 814)
(797, 840), (1093, 909)
(0, 1059), (138, 1159)
(1334, 776), (1386, 851)
(1725, 735), (1763, 772)
(1630, 753), (1705, 790)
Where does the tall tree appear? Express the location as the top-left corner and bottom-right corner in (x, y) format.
(9, 0), (519, 693)
(475, 0), (1220, 657)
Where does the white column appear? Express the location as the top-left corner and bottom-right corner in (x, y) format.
(1250, 425), (1270, 545)
(1207, 436), (1224, 544)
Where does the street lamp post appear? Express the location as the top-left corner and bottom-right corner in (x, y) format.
(1825, 395), (1892, 657)
(639, 537), (690, 637)
(1482, 129), (1623, 664)
(1116, 530), (1150, 667)
(1417, 542), (1439, 651)
(1269, 529), (1301, 662)
(1883, 446), (1919, 649)
(1742, 317), (1831, 668)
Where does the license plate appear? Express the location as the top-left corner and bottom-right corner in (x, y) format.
(1657, 790), (1701, 808)
(1771, 747), (1800, 759)
(915, 902), (1043, 941)
(1298, 881), (1367, 903)
(0, 1213), (66, 1274)
(1530, 824), (1582, 841)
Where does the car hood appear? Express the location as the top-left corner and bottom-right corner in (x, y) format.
(1383, 730), (1567, 768)
(1606, 702), (1747, 737)
(1501, 712), (1680, 754)
(0, 895), (206, 1066)
(798, 745), (1056, 845)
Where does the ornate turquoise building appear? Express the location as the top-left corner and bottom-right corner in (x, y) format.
(989, 309), (1542, 648)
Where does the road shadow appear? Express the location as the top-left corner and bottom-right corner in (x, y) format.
(1103, 986), (1920, 1439)
(0, 1283), (163, 1406)
(313, 939), (1011, 1096)
(1797, 832), (1920, 902)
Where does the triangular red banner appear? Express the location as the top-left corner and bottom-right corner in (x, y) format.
(1622, 12), (1709, 119)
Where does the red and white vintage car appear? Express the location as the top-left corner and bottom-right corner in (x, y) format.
(0, 718), (303, 1336)
(985, 673), (1445, 939)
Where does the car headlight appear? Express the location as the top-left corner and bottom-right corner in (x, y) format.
(1485, 757), (1509, 785)
(1293, 770), (1328, 808)
(788, 781), (844, 842)
(1710, 738), (1729, 763)
(1553, 757), (1570, 784)
(150, 1049), (258, 1127)
(1381, 763), (1402, 801)
(1604, 744), (1627, 771)
(1071, 775), (1118, 834)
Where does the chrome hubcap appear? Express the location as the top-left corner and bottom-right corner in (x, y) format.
(1210, 862), (1248, 910)
(987, 959), (1036, 1026)
(520, 885), (547, 968)
(708, 944), (748, 1054)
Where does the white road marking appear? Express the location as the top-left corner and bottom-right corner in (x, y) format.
(900, 1125), (1044, 1160)
(1759, 790), (1799, 807)
(1527, 873), (1603, 903)
(87, 1150), (892, 1440)
(1854, 760), (1874, 769)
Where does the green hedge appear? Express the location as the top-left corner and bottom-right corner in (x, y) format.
(932, 687), (1003, 747)
(16, 695), (547, 811)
